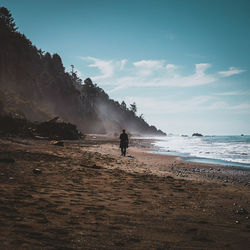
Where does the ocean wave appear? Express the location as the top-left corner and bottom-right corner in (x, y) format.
(152, 135), (250, 165)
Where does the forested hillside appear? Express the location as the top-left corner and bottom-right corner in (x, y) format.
(0, 7), (165, 136)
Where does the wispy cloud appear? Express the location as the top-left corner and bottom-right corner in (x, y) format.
(81, 56), (115, 81)
(112, 62), (216, 90)
(133, 60), (164, 76)
(119, 59), (127, 70)
(215, 90), (250, 96)
(80, 57), (246, 91)
(121, 96), (250, 115)
(166, 64), (178, 71)
(218, 67), (246, 77)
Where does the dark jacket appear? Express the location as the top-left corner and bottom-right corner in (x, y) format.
(120, 132), (128, 148)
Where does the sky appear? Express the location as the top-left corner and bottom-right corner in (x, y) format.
(2, 0), (250, 135)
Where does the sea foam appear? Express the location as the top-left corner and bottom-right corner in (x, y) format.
(151, 135), (250, 167)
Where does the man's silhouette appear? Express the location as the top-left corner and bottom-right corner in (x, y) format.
(119, 129), (129, 156)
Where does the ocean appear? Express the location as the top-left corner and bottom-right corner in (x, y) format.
(152, 135), (250, 168)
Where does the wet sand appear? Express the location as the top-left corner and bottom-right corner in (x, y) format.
(0, 136), (250, 249)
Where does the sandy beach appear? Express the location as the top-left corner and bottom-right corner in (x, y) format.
(0, 135), (250, 249)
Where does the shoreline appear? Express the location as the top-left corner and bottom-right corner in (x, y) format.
(148, 136), (250, 169)
(89, 137), (250, 187)
(0, 136), (250, 249)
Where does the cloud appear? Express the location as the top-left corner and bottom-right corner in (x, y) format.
(218, 67), (246, 77)
(207, 101), (250, 113)
(119, 59), (127, 70)
(81, 56), (114, 80)
(121, 95), (250, 115)
(120, 95), (214, 115)
(111, 62), (216, 90)
(80, 56), (246, 91)
(133, 60), (164, 76)
(166, 64), (178, 71)
(133, 60), (164, 69)
(215, 90), (250, 96)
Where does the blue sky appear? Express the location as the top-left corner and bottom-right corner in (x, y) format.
(2, 0), (250, 135)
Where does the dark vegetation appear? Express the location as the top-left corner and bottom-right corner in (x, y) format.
(0, 114), (82, 140)
(0, 7), (166, 136)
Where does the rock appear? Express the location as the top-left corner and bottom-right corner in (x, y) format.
(235, 208), (248, 215)
(192, 133), (203, 137)
(0, 158), (15, 163)
(33, 168), (42, 174)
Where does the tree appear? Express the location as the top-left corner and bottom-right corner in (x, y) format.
(0, 7), (17, 32)
(70, 65), (82, 85)
(52, 53), (65, 74)
(121, 101), (127, 110)
(139, 114), (144, 120)
(130, 102), (137, 114)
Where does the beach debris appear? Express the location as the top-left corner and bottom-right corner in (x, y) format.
(34, 135), (48, 140)
(235, 220), (240, 224)
(33, 168), (42, 174)
(0, 114), (83, 140)
(50, 141), (64, 147)
(127, 155), (135, 158)
(9, 177), (14, 180)
(47, 116), (59, 123)
(0, 158), (15, 163)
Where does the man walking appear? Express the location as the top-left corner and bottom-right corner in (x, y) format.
(119, 129), (129, 156)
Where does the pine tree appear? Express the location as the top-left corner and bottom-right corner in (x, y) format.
(121, 101), (127, 110)
(0, 7), (17, 32)
(130, 102), (137, 114)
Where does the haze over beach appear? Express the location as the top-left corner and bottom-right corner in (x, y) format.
(1, 1), (250, 249)
(2, 0), (250, 135)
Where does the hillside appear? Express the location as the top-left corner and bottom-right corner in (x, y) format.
(0, 7), (165, 136)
